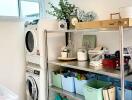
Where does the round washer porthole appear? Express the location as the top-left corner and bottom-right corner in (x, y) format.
(26, 77), (39, 100)
(25, 31), (34, 52)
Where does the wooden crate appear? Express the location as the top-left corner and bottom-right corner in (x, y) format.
(75, 18), (132, 29)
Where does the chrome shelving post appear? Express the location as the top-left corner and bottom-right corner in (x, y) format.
(44, 29), (49, 100)
(119, 24), (125, 100)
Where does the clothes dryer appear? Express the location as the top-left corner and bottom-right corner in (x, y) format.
(25, 19), (59, 65)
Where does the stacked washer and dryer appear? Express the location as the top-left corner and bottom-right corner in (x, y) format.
(25, 19), (65, 100)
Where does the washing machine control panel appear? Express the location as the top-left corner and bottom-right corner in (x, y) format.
(34, 70), (40, 75)
(26, 68), (33, 73)
(26, 68), (40, 75)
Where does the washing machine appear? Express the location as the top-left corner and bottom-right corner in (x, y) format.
(26, 63), (46, 100)
(25, 19), (59, 65)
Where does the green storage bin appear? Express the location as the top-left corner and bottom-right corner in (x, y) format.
(52, 72), (62, 88)
(83, 80), (111, 100)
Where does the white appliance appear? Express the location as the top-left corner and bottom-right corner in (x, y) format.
(25, 18), (65, 100)
(26, 63), (45, 100)
(25, 19), (60, 65)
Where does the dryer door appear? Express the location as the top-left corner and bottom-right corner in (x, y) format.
(26, 76), (39, 100)
(25, 30), (37, 54)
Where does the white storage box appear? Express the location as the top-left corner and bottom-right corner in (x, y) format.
(0, 85), (18, 100)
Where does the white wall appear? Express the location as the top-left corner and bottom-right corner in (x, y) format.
(0, 20), (25, 100)
(46, 0), (132, 20)
(70, 0), (132, 20)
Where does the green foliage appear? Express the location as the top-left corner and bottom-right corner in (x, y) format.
(47, 0), (77, 20)
(77, 9), (97, 22)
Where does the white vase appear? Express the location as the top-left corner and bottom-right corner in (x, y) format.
(58, 20), (67, 30)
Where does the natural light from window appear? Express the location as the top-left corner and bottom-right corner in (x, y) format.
(20, 1), (40, 19)
(0, 0), (18, 16)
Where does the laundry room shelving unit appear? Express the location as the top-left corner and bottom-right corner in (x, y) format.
(44, 18), (132, 100)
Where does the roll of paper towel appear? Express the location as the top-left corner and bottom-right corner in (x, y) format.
(120, 6), (132, 18)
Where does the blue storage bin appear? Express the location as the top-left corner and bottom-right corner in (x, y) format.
(97, 74), (110, 82)
(86, 73), (97, 80)
(61, 75), (75, 92)
(117, 87), (132, 100)
(125, 81), (132, 89)
(74, 78), (87, 95)
(109, 78), (120, 87)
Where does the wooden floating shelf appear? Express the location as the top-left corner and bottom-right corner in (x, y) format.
(75, 18), (132, 29)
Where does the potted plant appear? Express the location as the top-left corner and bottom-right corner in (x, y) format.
(47, 0), (77, 29)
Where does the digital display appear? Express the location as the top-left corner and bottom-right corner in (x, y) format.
(34, 70), (40, 75)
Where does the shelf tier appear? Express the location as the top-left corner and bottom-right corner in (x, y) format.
(45, 28), (132, 34)
(49, 86), (84, 100)
(46, 29), (119, 33)
(48, 60), (121, 78)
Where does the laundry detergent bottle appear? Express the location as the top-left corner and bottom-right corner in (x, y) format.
(55, 94), (62, 100)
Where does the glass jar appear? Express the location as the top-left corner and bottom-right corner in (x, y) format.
(77, 48), (88, 61)
(66, 39), (74, 58)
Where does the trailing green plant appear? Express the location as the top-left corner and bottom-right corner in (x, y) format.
(47, 0), (77, 20)
(77, 9), (97, 22)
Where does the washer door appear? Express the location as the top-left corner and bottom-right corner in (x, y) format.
(25, 30), (37, 54)
(26, 76), (39, 100)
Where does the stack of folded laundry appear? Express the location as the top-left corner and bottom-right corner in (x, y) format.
(88, 46), (108, 70)
(90, 60), (103, 70)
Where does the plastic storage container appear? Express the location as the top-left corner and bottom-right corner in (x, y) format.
(52, 72), (62, 88)
(125, 80), (132, 88)
(74, 78), (87, 95)
(61, 75), (75, 92)
(109, 77), (121, 87)
(116, 87), (132, 100)
(97, 74), (110, 82)
(86, 73), (97, 80)
(0, 85), (18, 100)
(83, 80), (111, 100)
